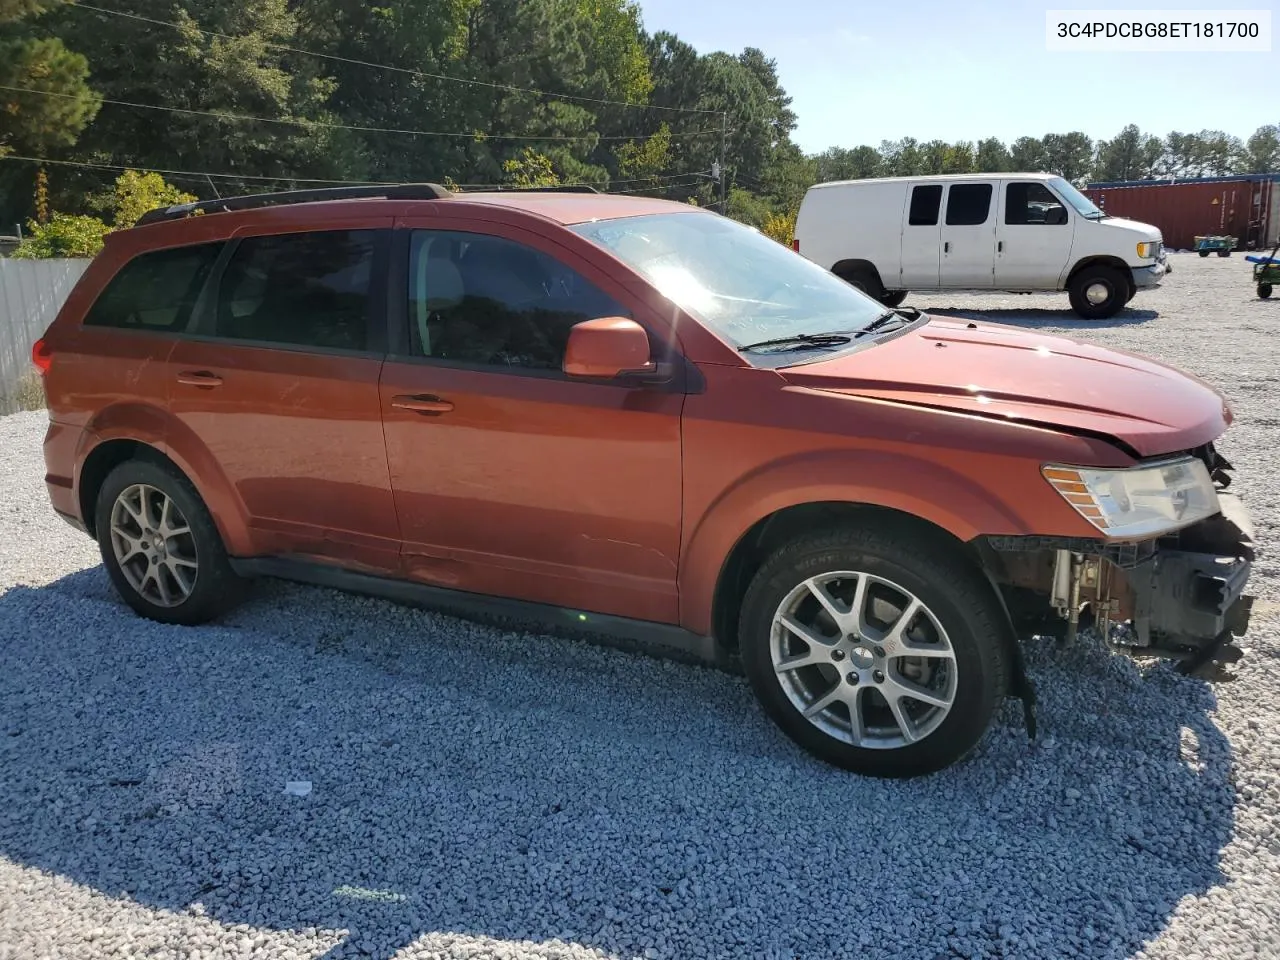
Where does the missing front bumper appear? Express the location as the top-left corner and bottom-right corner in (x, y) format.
(1101, 491), (1255, 673)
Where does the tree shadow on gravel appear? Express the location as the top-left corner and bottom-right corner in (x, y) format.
(0, 567), (1240, 960)
(920, 306), (1159, 331)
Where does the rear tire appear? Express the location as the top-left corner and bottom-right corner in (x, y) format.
(1217, 249), (1231, 258)
(1068, 264), (1128, 319)
(836, 266), (885, 301)
(1259, 283), (1273, 299)
(94, 459), (244, 625)
(737, 526), (1009, 778)
(1199, 250), (1210, 258)
(879, 290), (909, 308)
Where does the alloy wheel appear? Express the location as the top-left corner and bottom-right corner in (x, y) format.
(770, 571), (958, 749)
(109, 483), (199, 608)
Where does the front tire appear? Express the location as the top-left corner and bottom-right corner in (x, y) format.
(738, 527), (1010, 778)
(1199, 250), (1211, 258)
(94, 459), (244, 625)
(1259, 283), (1273, 299)
(1217, 249), (1231, 258)
(879, 290), (909, 308)
(1068, 264), (1128, 319)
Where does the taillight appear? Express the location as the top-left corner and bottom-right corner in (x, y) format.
(31, 338), (52, 374)
(791, 238), (800, 253)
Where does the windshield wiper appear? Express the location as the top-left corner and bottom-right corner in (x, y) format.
(738, 332), (854, 353)
(855, 307), (921, 337)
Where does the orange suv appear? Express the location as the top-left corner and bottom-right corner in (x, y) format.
(35, 184), (1255, 777)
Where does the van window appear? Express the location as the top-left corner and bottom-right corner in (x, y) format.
(946, 184), (992, 226)
(214, 230), (376, 352)
(83, 242), (224, 332)
(908, 185), (943, 226)
(1005, 182), (1068, 225)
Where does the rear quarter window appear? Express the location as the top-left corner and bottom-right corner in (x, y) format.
(83, 242), (224, 332)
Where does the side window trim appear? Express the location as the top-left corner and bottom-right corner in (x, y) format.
(189, 227), (392, 357)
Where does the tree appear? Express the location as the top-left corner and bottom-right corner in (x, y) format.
(0, 0), (98, 158)
(10, 212), (108, 257)
(975, 138), (1011, 172)
(502, 147), (560, 186)
(1041, 132), (1093, 182)
(1245, 125), (1280, 174)
(615, 122), (671, 183)
(941, 142), (975, 174)
(1009, 136), (1047, 172)
(112, 169), (197, 228)
(1094, 124), (1163, 181)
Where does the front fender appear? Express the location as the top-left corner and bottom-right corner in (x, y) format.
(79, 402), (254, 556)
(678, 449), (1051, 636)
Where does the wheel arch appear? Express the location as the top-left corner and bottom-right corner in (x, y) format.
(711, 501), (992, 654)
(75, 404), (252, 554)
(830, 258), (884, 288)
(1065, 255), (1132, 288)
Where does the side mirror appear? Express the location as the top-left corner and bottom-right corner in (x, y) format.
(563, 316), (661, 380)
(1046, 205), (1067, 225)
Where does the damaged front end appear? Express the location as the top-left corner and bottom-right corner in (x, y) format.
(978, 443), (1255, 678)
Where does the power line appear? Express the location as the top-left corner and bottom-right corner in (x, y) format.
(0, 154), (711, 194)
(0, 83), (721, 143)
(0, 154), (385, 185)
(70, 1), (725, 117)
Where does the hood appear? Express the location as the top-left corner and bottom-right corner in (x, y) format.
(781, 316), (1229, 458)
(1091, 215), (1162, 241)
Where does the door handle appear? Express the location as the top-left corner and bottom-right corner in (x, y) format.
(391, 394), (454, 415)
(998, 240), (1004, 253)
(176, 371), (223, 388)
(944, 241), (950, 254)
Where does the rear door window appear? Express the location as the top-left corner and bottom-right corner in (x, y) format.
(83, 242), (224, 331)
(945, 184), (993, 226)
(213, 230), (377, 352)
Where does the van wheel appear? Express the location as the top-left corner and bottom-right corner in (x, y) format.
(94, 459), (244, 625)
(1068, 265), (1128, 319)
(879, 290), (909, 308)
(837, 266), (885, 300)
(738, 527), (1009, 778)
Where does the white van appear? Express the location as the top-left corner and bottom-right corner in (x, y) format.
(792, 173), (1169, 319)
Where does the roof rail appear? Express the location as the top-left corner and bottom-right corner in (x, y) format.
(135, 182), (453, 226)
(456, 184), (602, 194)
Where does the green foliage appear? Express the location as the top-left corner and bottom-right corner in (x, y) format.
(112, 170), (197, 228)
(503, 147), (560, 187)
(10, 211), (108, 257)
(2, 0), (1277, 242)
(616, 122), (671, 182)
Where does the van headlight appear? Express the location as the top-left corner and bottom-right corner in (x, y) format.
(1042, 457), (1219, 538)
(1136, 241), (1158, 259)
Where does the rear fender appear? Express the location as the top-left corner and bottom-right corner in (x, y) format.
(679, 450), (1037, 635)
(79, 402), (253, 555)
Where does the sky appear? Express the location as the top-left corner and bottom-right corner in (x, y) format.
(634, 0), (1277, 154)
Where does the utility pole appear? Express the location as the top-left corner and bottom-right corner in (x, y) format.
(719, 111), (728, 213)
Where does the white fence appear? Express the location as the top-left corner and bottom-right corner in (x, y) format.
(0, 258), (91, 415)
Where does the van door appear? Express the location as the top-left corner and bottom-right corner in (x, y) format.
(899, 183), (942, 288)
(939, 182), (995, 288)
(995, 180), (1074, 288)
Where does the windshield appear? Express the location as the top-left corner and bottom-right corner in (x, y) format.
(569, 212), (888, 350)
(1049, 177), (1104, 219)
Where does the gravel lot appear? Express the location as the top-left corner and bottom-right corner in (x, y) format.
(2, 253), (1278, 960)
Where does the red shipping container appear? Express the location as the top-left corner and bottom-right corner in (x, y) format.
(1083, 178), (1278, 252)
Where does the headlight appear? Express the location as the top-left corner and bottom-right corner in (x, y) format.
(1136, 241), (1158, 259)
(1042, 456), (1219, 538)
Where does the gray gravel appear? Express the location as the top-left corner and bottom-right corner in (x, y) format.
(2, 252), (1278, 960)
